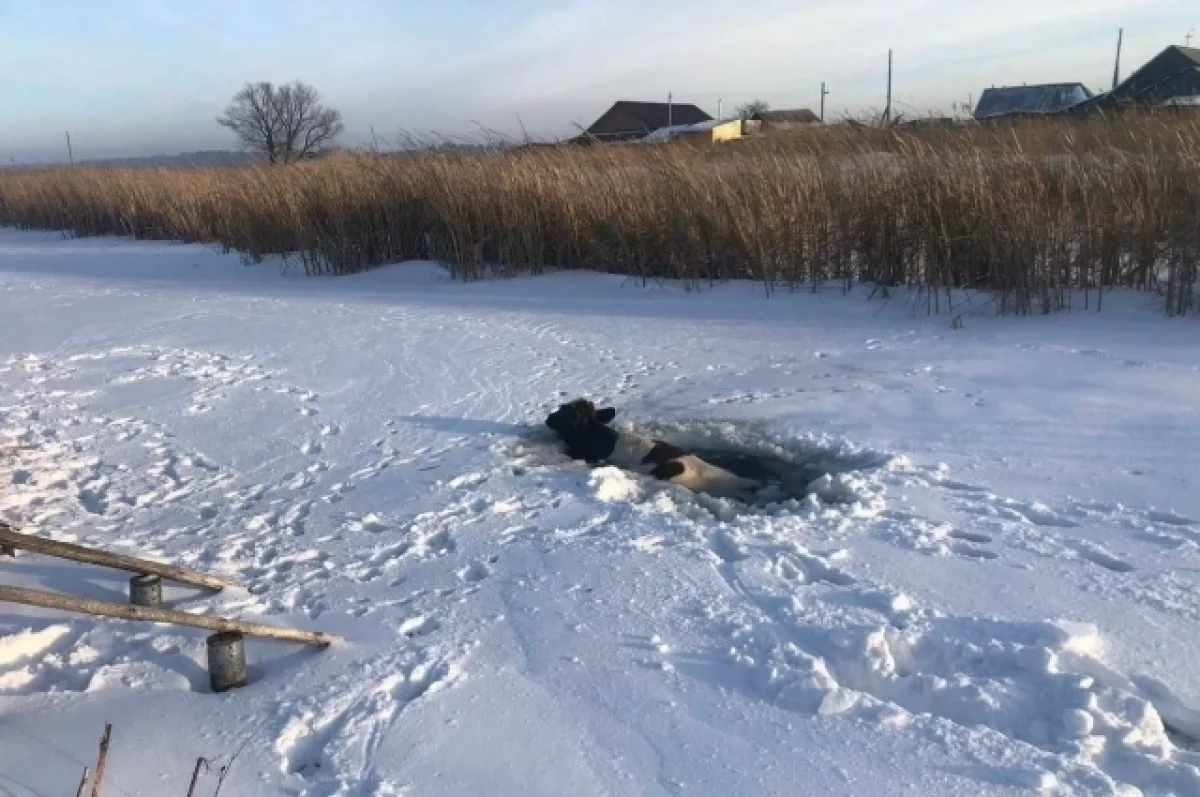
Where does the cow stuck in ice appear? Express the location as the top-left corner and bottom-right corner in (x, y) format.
(545, 398), (761, 499)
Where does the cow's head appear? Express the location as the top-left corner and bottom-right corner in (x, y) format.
(545, 398), (618, 461)
(545, 398), (616, 436)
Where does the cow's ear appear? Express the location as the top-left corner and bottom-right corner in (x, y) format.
(596, 407), (616, 424)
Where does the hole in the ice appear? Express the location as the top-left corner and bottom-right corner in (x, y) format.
(1165, 720), (1200, 752)
(634, 420), (889, 506)
(513, 416), (891, 507)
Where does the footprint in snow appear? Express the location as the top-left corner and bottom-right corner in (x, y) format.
(949, 529), (992, 544)
(1070, 541), (1136, 573)
(1147, 510), (1198, 527)
(950, 543), (999, 561)
(456, 559), (493, 583)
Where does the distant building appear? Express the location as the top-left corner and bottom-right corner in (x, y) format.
(640, 119), (748, 145)
(897, 116), (960, 128)
(574, 100), (712, 144)
(973, 83), (1094, 120)
(747, 108), (821, 126)
(1078, 45), (1200, 111)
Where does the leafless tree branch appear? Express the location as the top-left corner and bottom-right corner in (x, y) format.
(217, 81), (344, 164)
(737, 99), (771, 120)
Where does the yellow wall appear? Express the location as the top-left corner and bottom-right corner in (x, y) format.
(673, 119), (746, 145)
(710, 120), (745, 142)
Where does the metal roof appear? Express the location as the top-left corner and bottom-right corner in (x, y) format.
(974, 83), (1094, 119)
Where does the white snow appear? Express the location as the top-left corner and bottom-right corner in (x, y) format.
(1, 228), (1200, 796)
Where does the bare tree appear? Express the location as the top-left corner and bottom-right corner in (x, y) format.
(217, 81), (344, 164)
(737, 99), (771, 120)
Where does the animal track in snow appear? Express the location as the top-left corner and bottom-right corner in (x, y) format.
(948, 529), (993, 544)
(695, 558), (1200, 796)
(773, 550), (856, 587)
(1069, 540), (1136, 573)
(344, 512), (388, 534)
(105, 346), (274, 413)
(1147, 510), (1198, 527)
(0, 384), (233, 535)
(398, 615), (440, 637)
(0, 624), (209, 696)
(963, 497), (1079, 528)
(456, 559), (493, 583)
(273, 651), (460, 789)
(949, 543), (1000, 561)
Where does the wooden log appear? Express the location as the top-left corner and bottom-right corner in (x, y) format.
(0, 585), (337, 647)
(91, 724), (112, 797)
(185, 757), (207, 797)
(0, 526), (240, 592)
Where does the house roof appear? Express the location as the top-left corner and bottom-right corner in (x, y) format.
(1116, 45), (1200, 98)
(751, 109), (821, 123)
(1177, 46), (1200, 66)
(583, 100), (712, 139)
(1074, 45), (1200, 111)
(974, 83), (1094, 119)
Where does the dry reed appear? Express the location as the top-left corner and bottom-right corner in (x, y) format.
(1, 113), (1198, 315)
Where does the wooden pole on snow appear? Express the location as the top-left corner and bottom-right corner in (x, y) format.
(185, 758), (208, 797)
(0, 585), (337, 647)
(0, 525), (241, 592)
(91, 724), (112, 797)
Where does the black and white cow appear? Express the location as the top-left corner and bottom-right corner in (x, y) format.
(545, 398), (761, 499)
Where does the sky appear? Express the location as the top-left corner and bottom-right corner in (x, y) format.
(0, 0), (1195, 162)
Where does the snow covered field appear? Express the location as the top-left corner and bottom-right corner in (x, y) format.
(2, 228), (1200, 796)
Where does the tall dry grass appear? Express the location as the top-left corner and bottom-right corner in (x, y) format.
(1, 113), (1198, 315)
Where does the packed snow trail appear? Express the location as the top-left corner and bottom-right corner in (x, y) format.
(1, 230), (1200, 796)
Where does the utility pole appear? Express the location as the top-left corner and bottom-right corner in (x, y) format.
(65, 131), (74, 165)
(1186, 28), (1195, 48)
(1112, 28), (1123, 90)
(884, 49), (893, 124)
(820, 82), (830, 122)
(667, 92), (673, 128)
(717, 98), (723, 121)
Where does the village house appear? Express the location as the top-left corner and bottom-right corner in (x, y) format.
(973, 83), (1094, 120)
(1080, 45), (1200, 111)
(573, 100), (712, 144)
